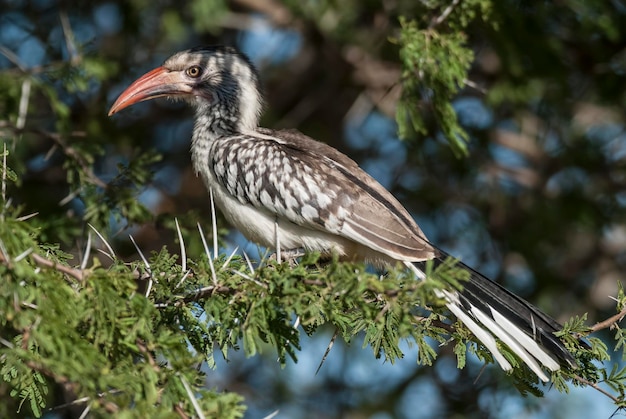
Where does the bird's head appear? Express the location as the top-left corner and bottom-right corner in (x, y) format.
(109, 46), (263, 132)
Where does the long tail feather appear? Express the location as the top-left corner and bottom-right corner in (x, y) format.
(410, 249), (580, 382)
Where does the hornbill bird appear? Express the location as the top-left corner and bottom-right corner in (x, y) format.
(109, 45), (579, 382)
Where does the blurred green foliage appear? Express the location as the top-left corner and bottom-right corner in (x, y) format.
(1, 0), (626, 418)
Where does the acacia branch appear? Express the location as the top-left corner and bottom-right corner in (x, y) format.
(573, 374), (622, 404)
(30, 253), (85, 282)
(590, 306), (626, 332)
(0, 249), (85, 282)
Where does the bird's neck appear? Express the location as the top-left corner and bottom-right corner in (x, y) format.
(192, 87), (262, 138)
(190, 67), (263, 175)
(190, 89), (262, 174)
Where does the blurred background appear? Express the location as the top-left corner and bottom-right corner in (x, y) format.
(1, 0), (626, 417)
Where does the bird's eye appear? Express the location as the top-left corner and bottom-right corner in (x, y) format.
(186, 66), (202, 78)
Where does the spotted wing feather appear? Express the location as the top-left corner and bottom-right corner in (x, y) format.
(208, 127), (436, 261)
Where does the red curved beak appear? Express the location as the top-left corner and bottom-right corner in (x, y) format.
(108, 67), (193, 116)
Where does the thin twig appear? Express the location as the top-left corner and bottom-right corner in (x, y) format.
(30, 253), (84, 282)
(429, 0), (462, 29)
(59, 10), (79, 65)
(136, 338), (159, 370)
(0, 45), (26, 71)
(574, 374), (621, 404)
(590, 307), (626, 332)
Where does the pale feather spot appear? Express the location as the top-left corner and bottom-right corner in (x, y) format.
(214, 162), (225, 177)
(325, 214), (341, 231)
(244, 170), (254, 186)
(317, 192), (332, 208)
(284, 192), (298, 210)
(285, 208), (297, 220)
(302, 205), (319, 220)
(260, 190), (273, 208)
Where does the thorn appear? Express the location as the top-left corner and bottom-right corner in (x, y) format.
(77, 405), (91, 419)
(198, 223), (217, 285)
(221, 246), (239, 271)
(1, 143), (7, 220)
(144, 278), (154, 300)
(315, 329), (338, 375)
(16, 78), (31, 130)
(210, 187), (218, 259)
(59, 188), (81, 206)
(80, 232), (92, 270)
(16, 212), (38, 221)
(231, 269), (266, 288)
(0, 337), (14, 348)
(197, 222), (212, 260)
(129, 235), (152, 298)
(242, 251), (255, 275)
(262, 410), (280, 419)
(474, 364), (487, 385)
(259, 247), (272, 266)
(175, 269), (192, 290)
(180, 376), (206, 419)
(88, 223), (116, 260)
(129, 235), (151, 272)
(175, 218), (186, 273)
(59, 10), (79, 64)
(0, 45), (26, 72)
(0, 237), (10, 263)
(14, 248), (33, 262)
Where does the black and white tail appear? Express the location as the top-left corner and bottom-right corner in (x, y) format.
(408, 250), (578, 382)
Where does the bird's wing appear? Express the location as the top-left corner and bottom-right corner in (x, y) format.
(209, 127), (435, 261)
